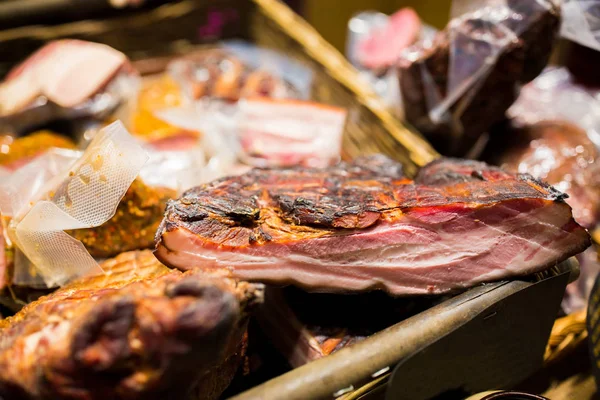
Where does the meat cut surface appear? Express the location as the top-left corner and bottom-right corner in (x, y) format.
(155, 155), (590, 295)
(0, 250), (263, 400)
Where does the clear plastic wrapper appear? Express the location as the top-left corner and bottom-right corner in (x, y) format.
(346, 9), (436, 112)
(237, 98), (347, 168)
(128, 44), (328, 176)
(152, 97), (346, 170)
(507, 67), (600, 143)
(348, 8), (423, 71)
(167, 41), (312, 104)
(0, 131), (76, 171)
(561, 0), (600, 52)
(0, 40), (140, 134)
(398, 0), (560, 156)
(0, 121), (147, 287)
(146, 105), (240, 190)
(222, 40), (313, 99)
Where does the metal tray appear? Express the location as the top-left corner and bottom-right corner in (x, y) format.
(230, 260), (577, 400)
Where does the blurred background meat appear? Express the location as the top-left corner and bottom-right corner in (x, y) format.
(398, 0), (560, 156)
(0, 131), (75, 171)
(488, 121), (600, 230)
(484, 65), (600, 314)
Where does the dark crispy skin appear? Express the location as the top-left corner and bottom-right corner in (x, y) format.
(0, 251), (263, 400)
(156, 155), (572, 251)
(398, 0), (560, 155)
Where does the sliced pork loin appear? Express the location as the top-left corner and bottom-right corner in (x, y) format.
(154, 155), (590, 296)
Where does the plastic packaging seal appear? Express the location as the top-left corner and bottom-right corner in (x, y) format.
(0, 121), (148, 287)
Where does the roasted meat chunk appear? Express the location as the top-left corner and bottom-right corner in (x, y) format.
(0, 250), (263, 400)
(155, 155), (590, 296)
(398, 0), (560, 155)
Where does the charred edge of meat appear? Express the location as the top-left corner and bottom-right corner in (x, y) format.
(518, 173), (569, 202)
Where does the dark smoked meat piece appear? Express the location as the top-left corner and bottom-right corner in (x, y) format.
(398, 0), (560, 155)
(154, 155), (590, 296)
(0, 250), (263, 400)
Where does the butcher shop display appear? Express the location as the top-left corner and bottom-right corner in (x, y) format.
(0, 0), (597, 397)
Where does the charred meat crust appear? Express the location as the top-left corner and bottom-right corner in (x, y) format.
(416, 158), (569, 202)
(156, 156), (573, 251)
(0, 251), (263, 400)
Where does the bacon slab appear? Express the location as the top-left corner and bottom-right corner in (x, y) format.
(154, 156), (590, 295)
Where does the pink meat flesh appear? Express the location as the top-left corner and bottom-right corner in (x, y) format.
(357, 8), (422, 70)
(154, 156), (590, 295)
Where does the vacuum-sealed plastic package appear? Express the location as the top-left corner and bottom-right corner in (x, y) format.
(0, 40), (140, 134)
(398, 0), (560, 156)
(348, 8), (424, 72)
(237, 98), (347, 168)
(0, 121), (147, 287)
(507, 66), (600, 140)
(346, 9), (435, 112)
(492, 67), (600, 229)
(0, 131), (76, 171)
(144, 104), (241, 190)
(561, 0), (600, 52)
(128, 43), (331, 174)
